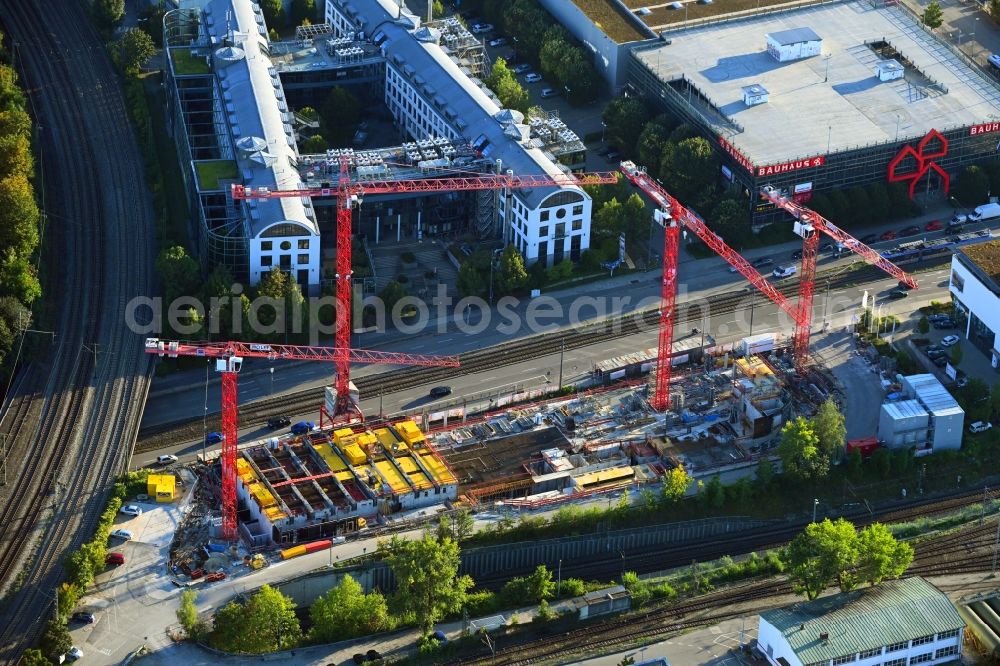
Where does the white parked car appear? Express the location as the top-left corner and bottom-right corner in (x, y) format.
(157, 454), (178, 465)
(67, 646), (83, 661)
(970, 421), (993, 433)
(940, 335), (960, 347)
(120, 505), (142, 517)
(110, 529), (133, 541)
(471, 22), (494, 33)
(524, 72), (542, 83)
(488, 37), (507, 47)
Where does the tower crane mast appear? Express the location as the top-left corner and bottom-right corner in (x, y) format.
(232, 162), (618, 422)
(144, 338), (458, 541)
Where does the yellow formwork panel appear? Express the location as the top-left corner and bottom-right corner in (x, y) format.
(333, 428), (355, 445)
(314, 443), (348, 472)
(419, 453), (457, 485)
(343, 444), (367, 466)
(575, 466), (634, 488)
(335, 470), (355, 482)
(373, 460), (409, 494)
(373, 428), (399, 450)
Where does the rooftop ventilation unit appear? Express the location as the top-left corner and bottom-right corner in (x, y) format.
(741, 84), (769, 106)
(876, 59), (904, 82)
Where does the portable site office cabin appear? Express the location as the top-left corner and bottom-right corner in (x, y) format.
(765, 27), (822, 62)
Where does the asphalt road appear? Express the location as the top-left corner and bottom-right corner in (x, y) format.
(131, 265), (954, 469)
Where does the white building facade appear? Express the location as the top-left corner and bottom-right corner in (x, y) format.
(949, 243), (1000, 369)
(324, 0), (592, 266)
(757, 578), (964, 666)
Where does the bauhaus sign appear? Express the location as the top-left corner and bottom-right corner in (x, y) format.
(717, 136), (825, 176)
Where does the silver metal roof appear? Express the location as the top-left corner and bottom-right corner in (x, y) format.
(903, 374), (964, 418)
(340, 0), (584, 209)
(766, 27), (821, 46)
(882, 398), (927, 421)
(204, 0), (317, 238)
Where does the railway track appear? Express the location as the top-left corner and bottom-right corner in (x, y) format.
(445, 512), (1000, 666)
(0, 0), (154, 661)
(135, 254), (950, 453)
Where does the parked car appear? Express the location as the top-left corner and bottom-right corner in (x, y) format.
(471, 22), (494, 33)
(897, 280), (914, 290)
(880, 230), (897, 241)
(432, 630), (448, 643)
(752, 257), (774, 268)
(933, 356), (949, 367)
(888, 289), (908, 299)
(860, 234), (879, 244)
(430, 386), (452, 398)
(105, 552), (126, 566)
(926, 349), (946, 360)
(941, 335), (960, 347)
(970, 421), (993, 433)
(925, 344), (943, 354)
(791, 249), (803, 260)
(120, 505), (142, 517)
(512, 63), (531, 74)
(925, 219), (943, 231)
(934, 318), (957, 329)
(990, 54), (1000, 69)
(70, 612), (95, 624)
(204, 571), (227, 583)
(524, 72), (542, 83)
(290, 421), (315, 436)
(67, 647), (83, 662)
(899, 225), (921, 236)
(927, 314), (950, 323)
(488, 37), (507, 47)
(156, 454), (178, 465)
(605, 151), (621, 163)
(205, 431), (224, 444)
(541, 87), (559, 98)
(267, 416), (291, 429)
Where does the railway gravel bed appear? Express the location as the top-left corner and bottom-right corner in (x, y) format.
(135, 254), (950, 453)
(0, 1), (154, 661)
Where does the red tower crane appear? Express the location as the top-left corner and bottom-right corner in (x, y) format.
(143, 338), (459, 541)
(620, 162), (799, 410)
(231, 162), (619, 422)
(758, 185), (918, 365)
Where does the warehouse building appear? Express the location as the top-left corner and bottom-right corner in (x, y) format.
(950, 239), (1000, 367)
(758, 577), (964, 666)
(627, 1), (1000, 224)
(164, 0), (322, 292)
(878, 374), (964, 453)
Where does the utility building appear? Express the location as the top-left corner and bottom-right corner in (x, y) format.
(950, 239), (1000, 367)
(758, 577), (963, 666)
(878, 374), (963, 453)
(765, 27), (822, 62)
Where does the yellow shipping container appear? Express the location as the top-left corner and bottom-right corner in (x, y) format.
(333, 428), (355, 445)
(146, 474), (176, 502)
(280, 544), (307, 560)
(343, 443), (367, 466)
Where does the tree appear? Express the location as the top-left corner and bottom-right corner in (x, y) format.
(19, 649), (50, 666)
(866, 182), (891, 223)
(700, 474), (725, 509)
(955, 165), (990, 207)
(784, 518), (859, 599)
(94, 0), (126, 35)
(778, 416), (829, 481)
(0, 134), (32, 181)
(450, 508), (475, 541)
(660, 137), (719, 206)
(177, 589), (207, 641)
(40, 619), (72, 662)
(301, 134), (327, 153)
(381, 534), (473, 635)
(992, 0), (1000, 21)
(547, 259), (573, 282)
(709, 198), (751, 248)
(497, 245), (528, 295)
(290, 0), (316, 26)
(0, 174), (40, 261)
(846, 186), (872, 227)
(845, 450), (863, 480)
(871, 447), (892, 479)
(309, 574), (391, 643)
(526, 564), (555, 602)
(156, 245), (200, 304)
(113, 29), (156, 75)
(433, 0), (446, 18)
(635, 122), (669, 168)
(918, 316), (929, 334)
(922, 0), (943, 28)
(0, 108), (32, 140)
(456, 261), (484, 298)
(378, 280), (409, 315)
(990, 383), (1000, 423)
(138, 1), (168, 46)
(259, 0), (285, 28)
(755, 457), (774, 491)
(602, 97), (649, 155)
(661, 464), (692, 504)
(57, 582), (80, 620)
(211, 584), (302, 653)
(485, 58), (529, 113)
(321, 87), (361, 145)
(812, 398), (847, 463)
(950, 343), (963, 366)
(856, 523), (914, 586)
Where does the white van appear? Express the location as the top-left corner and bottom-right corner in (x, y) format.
(772, 265), (797, 279)
(969, 202), (1000, 222)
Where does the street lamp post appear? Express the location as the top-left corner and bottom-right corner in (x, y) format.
(487, 248), (503, 304)
(812, 498), (819, 523)
(269, 366), (274, 395)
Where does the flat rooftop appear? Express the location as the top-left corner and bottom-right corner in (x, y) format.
(960, 238), (1000, 285)
(634, 1), (1000, 165)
